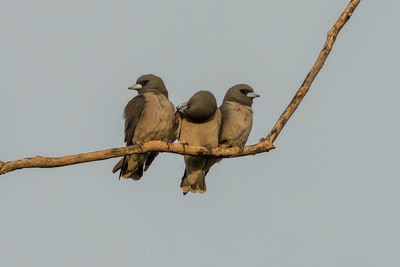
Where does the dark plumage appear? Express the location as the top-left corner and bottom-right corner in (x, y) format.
(175, 91), (221, 194)
(112, 74), (175, 180)
(204, 84), (260, 175)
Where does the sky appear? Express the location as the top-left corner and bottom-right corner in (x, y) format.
(1, 0), (399, 266)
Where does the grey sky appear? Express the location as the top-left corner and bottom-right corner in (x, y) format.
(1, 0), (399, 266)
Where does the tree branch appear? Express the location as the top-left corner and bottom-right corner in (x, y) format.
(0, 141), (275, 175)
(266, 0), (361, 143)
(0, 0), (360, 176)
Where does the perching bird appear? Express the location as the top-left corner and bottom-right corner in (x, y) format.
(112, 74), (176, 180)
(175, 90), (221, 194)
(204, 84), (260, 175)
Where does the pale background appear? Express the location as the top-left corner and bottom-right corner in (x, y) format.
(1, 1), (399, 266)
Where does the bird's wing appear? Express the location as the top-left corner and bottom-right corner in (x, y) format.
(124, 94), (146, 145)
(174, 111), (183, 141)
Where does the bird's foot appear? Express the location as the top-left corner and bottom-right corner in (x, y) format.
(181, 142), (189, 152)
(239, 145), (245, 155)
(204, 144), (213, 154)
(133, 141), (144, 151)
(165, 140), (173, 150)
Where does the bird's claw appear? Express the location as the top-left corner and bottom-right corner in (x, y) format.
(205, 144), (213, 154)
(134, 141), (144, 149)
(165, 140), (173, 150)
(181, 142), (189, 152)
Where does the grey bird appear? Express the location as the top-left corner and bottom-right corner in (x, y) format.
(204, 84), (260, 175)
(175, 90), (221, 194)
(112, 74), (176, 180)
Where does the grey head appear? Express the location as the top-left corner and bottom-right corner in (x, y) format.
(178, 90), (218, 122)
(223, 84), (260, 107)
(128, 74), (169, 98)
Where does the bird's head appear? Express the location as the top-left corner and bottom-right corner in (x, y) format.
(178, 90), (217, 122)
(128, 74), (169, 98)
(223, 84), (260, 107)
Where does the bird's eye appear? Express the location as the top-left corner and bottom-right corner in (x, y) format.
(142, 80), (149, 85)
(240, 89), (247, 94)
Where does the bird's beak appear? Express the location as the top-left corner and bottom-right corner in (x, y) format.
(128, 84), (142, 90)
(246, 92), (260, 98)
(177, 105), (188, 113)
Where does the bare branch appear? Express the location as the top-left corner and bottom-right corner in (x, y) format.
(0, 141), (275, 175)
(0, 0), (360, 176)
(266, 0), (361, 143)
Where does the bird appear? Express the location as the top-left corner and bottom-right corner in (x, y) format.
(112, 74), (176, 180)
(204, 84), (260, 176)
(175, 90), (221, 194)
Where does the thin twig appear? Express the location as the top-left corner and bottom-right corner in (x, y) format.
(0, 0), (361, 176)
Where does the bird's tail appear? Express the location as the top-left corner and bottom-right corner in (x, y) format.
(112, 153), (147, 180)
(180, 169), (206, 195)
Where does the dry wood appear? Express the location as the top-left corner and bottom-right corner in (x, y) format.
(0, 0), (361, 176)
(0, 141), (275, 175)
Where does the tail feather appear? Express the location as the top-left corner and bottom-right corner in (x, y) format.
(196, 174), (206, 193)
(180, 168), (206, 195)
(112, 154), (147, 180)
(112, 158), (124, 173)
(144, 152), (159, 172)
(121, 155), (130, 180)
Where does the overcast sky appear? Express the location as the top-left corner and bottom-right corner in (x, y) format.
(1, 0), (399, 266)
